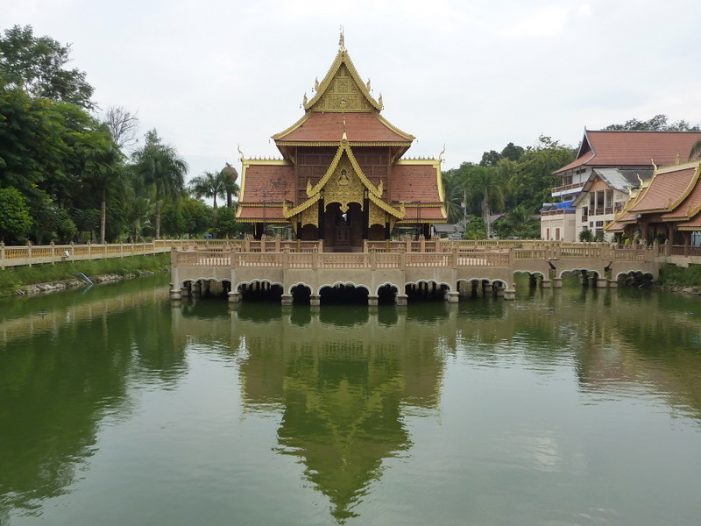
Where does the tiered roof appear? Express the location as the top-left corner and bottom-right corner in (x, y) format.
(606, 161), (701, 232)
(236, 37), (446, 224)
(554, 130), (701, 175)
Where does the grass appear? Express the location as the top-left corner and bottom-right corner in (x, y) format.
(658, 263), (701, 287)
(0, 253), (171, 297)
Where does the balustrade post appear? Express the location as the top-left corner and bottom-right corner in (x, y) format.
(0, 241), (4, 269)
(87, 241), (92, 258)
(370, 250), (377, 270)
(70, 241), (75, 259)
(363, 239), (368, 253)
(400, 251), (406, 270)
(27, 241), (32, 267)
(282, 246), (289, 270)
(50, 241), (55, 264)
(312, 252), (319, 270)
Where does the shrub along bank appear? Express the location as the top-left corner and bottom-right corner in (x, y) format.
(657, 263), (701, 295)
(0, 253), (170, 297)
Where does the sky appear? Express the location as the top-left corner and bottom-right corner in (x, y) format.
(4, 0), (701, 178)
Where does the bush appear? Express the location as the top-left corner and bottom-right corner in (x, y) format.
(579, 229), (593, 242)
(0, 187), (32, 243)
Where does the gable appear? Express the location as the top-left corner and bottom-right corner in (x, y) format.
(310, 64), (374, 112)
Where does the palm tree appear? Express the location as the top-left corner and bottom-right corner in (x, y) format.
(189, 171), (226, 209)
(690, 140), (701, 161)
(460, 164), (505, 239)
(221, 163), (239, 208)
(133, 130), (187, 239)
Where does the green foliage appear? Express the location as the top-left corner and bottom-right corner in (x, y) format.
(132, 129), (188, 239)
(463, 217), (487, 240)
(213, 206), (243, 238)
(0, 253), (170, 297)
(594, 230), (604, 242)
(579, 229), (593, 242)
(658, 264), (701, 287)
(494, 205), (540, 239)
(604, 114), (700, 132)
(0, 186), (32, 242)
(0, 25), (94, 109)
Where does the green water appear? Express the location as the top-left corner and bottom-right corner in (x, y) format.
(1, 279), (701, 525)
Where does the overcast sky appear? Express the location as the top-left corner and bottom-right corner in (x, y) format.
(5, 0), (701, 178)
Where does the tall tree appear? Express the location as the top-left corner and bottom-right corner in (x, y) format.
(459, 164), (505, 239)
(103, 106), (139, 151)
(132, 130), (187, 239)
(604, 114), (700, 132)
(221, 163), (239, 208)
(189, 171), (225, 209)
(0, 25), (94, 109)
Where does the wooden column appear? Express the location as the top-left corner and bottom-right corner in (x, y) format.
(318, 194), (325, 241)
(362, 191), (369, 240)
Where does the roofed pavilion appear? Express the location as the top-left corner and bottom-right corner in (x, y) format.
(236, 35), (446, 250)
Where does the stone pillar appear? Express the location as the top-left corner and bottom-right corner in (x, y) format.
(446, 291), (459, 303)
(310, 295), (321, 307)
(367, 295), (379, 306)
(596, 277), (608, 288)
(228, 291), (241, 303)
(541, 279), (552, 288)
(169, 285), (182, 300)
(503, 286), (516, 301)
(607, 280), (618, 288)
(552, 277), (563, 288)
(281, 294), (293, 306)
(395, 294), (408, 306)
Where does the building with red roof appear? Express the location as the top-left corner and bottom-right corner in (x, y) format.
(236, 35), (446, 250)
(606, 161), (701, 248)
(543, 129), (701, 242)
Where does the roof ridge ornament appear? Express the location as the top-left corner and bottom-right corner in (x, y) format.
(237, 144), (244, 161)
(438, 144), (445, 163)
(378, 93), (383, 110)
(339, 25), (346, 52)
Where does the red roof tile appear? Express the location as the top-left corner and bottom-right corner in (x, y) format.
(274, 112), (412, 143)
(554, 131), (701, 175)
(400, 205), (446, 221)
(677, 210), (701, 230)
(661, 169), (701, 220)
(239, 164), (296, 204)
(388, 164), (442, 203)
(630, 166), (697, 213)
(237, 205), (286, 221)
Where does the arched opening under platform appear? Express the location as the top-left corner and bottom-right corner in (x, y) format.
(238, 280), (283, 302)
(405, 281), (450, 302)
(319, 283), (369, 304)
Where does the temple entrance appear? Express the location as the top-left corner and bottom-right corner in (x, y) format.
(324, 202), (363, 251)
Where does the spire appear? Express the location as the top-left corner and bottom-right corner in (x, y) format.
(339, 25), (346, 52)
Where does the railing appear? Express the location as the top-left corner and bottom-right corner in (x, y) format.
(0, 242), (169, 269)
(552, 182), (585, 194)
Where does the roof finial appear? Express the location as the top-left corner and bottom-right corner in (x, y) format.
(438, 144), (445, 163)
(339, 25), (346, 52)
(303, 92), (308, 106)
(366, 78), (371, 92)
(314, 77), (319, 91)
(378, 93), (383, 109)
(237, 144), (244, 161)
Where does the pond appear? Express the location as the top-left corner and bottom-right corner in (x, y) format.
(1, 278), (700, 525)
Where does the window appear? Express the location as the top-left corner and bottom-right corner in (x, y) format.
(546, 228), (550, 240)
(555, 228), (561, 240)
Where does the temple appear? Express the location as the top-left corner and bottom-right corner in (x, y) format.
(236, 35), (446, 251)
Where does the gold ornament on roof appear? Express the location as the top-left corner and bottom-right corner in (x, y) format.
(303, 93), (308, 106)
(339, 25), (346, 52)
(378, 93), (383, 109)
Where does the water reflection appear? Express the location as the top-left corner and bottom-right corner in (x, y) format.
(0, 281), (700, 524)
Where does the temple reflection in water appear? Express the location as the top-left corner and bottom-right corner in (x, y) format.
(1, 282), (701, 524)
